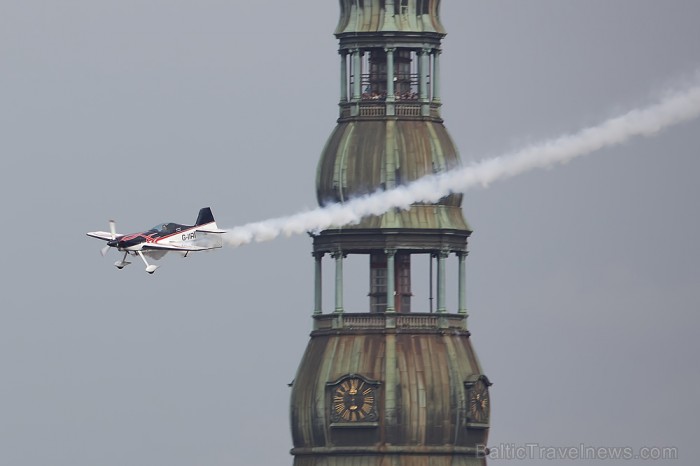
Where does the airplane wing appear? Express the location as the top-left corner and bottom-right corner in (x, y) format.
(86, 231), (125, 241)
(141, 243), (221, 252)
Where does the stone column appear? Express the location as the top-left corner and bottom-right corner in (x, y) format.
(339, 50), (348, 102)
(419, 48), (429, 100)
(437, 250), (448, 313)
(332, 251), (344, 313)
(314, 252), (323, 315)
(352, 49), (362, 101)
(432, 49), (441, 103)
(385, 47), (396, 116)
(458, 252), (468, 316)
(419, 48), (431, 116)
(385, 47), (395, 100)
(386, 249), (396, 313)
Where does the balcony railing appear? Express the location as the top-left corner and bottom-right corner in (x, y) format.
(338, 101), (442, 120)
(312, 312), (467, 332)
(396, 104), (421, 117)
(360, 105), (385, 117)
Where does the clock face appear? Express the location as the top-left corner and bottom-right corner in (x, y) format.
(331, 377), (378, 423)
(467, 379), (490, 424)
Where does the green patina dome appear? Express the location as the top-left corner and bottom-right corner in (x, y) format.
(335, 0), (447, 35)
(316, 119), (470, 231)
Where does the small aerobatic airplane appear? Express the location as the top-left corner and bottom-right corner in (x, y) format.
(87, 207), (225, 274)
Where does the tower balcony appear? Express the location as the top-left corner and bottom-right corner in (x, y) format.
(338, 100), (442, 121)
(312, 312), (468, 334)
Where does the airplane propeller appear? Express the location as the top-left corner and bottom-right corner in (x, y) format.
(100, 220), (117, 256)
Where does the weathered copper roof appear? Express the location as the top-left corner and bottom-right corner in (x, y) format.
(290, 313), (489, 463)
(316, 119), (470, 231)
(335, 0), (447, 35)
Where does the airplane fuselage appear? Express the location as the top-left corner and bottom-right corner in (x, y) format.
(87, 207), (225, 273)
(107, 223), (199, 251)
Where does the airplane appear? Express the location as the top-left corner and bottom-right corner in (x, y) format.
(87, 207), (226, 274)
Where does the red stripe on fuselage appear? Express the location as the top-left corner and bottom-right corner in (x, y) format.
(120, 222), (213, 245)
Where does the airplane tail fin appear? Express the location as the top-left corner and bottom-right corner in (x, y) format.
(196, 207), (215, 226)
(195, 207), (226, 234)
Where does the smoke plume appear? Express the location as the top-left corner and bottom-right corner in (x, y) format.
(223, 82), (700, 247)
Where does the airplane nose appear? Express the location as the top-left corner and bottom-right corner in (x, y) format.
(109, 238), (133, 249)
(113, 237), (142, 249)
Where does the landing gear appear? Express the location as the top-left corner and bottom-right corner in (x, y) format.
(114, 252), (131, 270)
(137, 251), (159, 274)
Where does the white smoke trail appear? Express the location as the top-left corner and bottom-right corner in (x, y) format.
(224, 82), (700, 247)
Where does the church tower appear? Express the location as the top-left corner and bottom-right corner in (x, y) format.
(290, 2), (490, 465)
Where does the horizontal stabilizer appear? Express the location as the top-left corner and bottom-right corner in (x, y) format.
(195, 225), (227, 234)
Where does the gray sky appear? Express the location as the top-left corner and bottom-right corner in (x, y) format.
(1, 1), (699, 465)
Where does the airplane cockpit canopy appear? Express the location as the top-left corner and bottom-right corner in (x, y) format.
(148, 223), (188, 234)
(149, 223), (169, 232)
